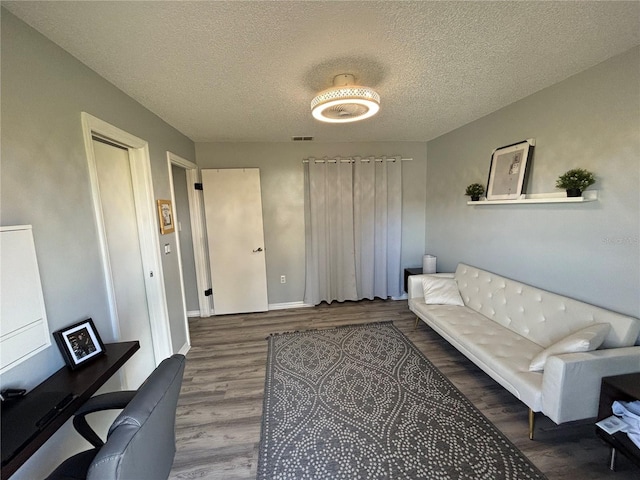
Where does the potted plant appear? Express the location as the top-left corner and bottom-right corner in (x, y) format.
(465, 183), (485, 202)
(556, 168), (595, 197)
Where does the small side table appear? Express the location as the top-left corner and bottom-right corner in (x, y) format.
(404, 267), (423, 293)
(596, 373), (640, 471)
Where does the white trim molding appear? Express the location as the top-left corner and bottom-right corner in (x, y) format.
(167, 152), (214, 318)
(81, 112), (173, 368)
(268, 302), (314, 311)
(177, 342), (191, 356)
(166, 152), (193, 353)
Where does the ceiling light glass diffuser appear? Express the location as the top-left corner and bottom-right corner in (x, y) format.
(311, 74), (380, 123)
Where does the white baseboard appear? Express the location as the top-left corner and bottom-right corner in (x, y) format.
(268, 301), (314, 311)
(177, 342), (191, 355)
(188, 297), (404, 317)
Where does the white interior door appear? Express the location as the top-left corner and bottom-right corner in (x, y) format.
(93, 139), (156, 387)
(201, 168), (268, 314)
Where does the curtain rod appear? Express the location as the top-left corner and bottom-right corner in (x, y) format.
(302, 157), (413, 163)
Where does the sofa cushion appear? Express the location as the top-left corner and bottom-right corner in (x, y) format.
(454, 263), (640, 349)
(422, 277), (464, 306)
(528, 323), (610, 371)
(412, 302), (544, 411)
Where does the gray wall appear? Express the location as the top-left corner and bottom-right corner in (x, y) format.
(2, 5), (637, 477)
(172, 164), (200, 313)
(425, 47), (640, 317)
(1, 10), (195, 478)
(195, 142), (428, 305)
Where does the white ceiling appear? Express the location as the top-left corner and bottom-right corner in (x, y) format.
(4, 1), (639, 143)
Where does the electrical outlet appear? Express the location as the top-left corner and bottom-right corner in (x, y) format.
(280, 275), (286, 284)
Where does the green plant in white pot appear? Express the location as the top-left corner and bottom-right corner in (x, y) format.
(556, 168), (595, 197)
(465, 183), (485, 202)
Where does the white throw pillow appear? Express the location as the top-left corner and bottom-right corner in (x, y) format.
(422, 277), (464, 306)
(529, 323), (610, 372)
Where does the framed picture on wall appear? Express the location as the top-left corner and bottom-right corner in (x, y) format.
(156, 199), (175, 234)
(486, 139), (534, 200)
(53, 318), (105, 369)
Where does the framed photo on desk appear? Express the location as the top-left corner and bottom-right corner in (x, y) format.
(53, 318), (105, 369)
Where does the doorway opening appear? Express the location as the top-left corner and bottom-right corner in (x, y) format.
(81, 113), (172, 388)
(167, 152), (213, 318)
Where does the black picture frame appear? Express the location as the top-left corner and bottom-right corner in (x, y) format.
(486, 139), (534, 200)
(53, 318), (105, 369)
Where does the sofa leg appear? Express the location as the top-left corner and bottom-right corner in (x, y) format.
(414, 316), (420, 330)
(528, 409), (536, 440)
(609, 447), (617, 471)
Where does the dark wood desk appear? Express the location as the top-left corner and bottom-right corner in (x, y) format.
(1, 341), (139, 479)
(596, 372), (640, 471)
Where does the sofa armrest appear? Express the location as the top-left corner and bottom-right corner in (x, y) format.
(407, 273), (455, 299)
(541, 346), (640, 424)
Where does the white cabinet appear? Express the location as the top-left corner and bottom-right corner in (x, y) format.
(0, 225), (51, 374)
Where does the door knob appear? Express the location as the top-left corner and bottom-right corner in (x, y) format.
(253, 247), (263, 252)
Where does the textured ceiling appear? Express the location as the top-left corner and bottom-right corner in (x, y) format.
(4, 1), (639, 143)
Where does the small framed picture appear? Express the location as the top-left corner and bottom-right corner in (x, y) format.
(486, 139), (534, 200)
(156, 199), (175, 234)
(53, 318), (105, 369)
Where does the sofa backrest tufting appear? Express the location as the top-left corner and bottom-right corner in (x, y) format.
(454, 263), (640, 349)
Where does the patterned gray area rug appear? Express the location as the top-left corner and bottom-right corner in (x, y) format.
(258, 321), (547, 480)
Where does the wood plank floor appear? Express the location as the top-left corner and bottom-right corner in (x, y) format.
(169, 299), (639, 479)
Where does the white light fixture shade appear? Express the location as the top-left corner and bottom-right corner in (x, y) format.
(311, 74), (380, 123)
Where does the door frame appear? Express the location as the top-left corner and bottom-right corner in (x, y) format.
(81, 112), (172, 367)
(167, 152), (212, 323)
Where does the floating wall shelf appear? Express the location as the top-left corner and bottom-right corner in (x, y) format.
(467, 190), (598, 205)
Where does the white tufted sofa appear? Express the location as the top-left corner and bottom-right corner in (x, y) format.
(408, 263), (640, 439)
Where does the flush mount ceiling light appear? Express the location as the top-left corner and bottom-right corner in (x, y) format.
(311, 74), (380, 123)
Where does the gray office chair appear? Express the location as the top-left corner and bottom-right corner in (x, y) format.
(46, 354), (186, 480)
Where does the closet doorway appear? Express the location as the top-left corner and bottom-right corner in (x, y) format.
(82, 113), (172, 389)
